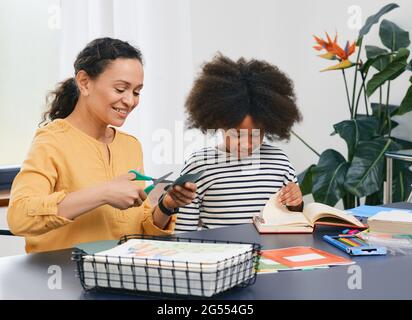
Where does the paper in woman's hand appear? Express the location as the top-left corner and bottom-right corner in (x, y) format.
(164, 170), (205, 191)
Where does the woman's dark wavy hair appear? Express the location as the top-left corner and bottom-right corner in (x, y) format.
(185, 53), (302, 140)
(40, 37), (143, 126)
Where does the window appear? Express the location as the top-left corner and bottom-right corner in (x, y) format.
(0, 0), (60, 166)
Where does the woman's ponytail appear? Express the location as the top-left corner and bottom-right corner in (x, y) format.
(40, 77), (79, 126)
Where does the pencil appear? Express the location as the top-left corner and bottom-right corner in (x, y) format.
(339, 238), (358, 247)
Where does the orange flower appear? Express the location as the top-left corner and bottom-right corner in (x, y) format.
(313, 32), (356, 71)
(331, 41), (356, 60)
(313, 32), (338, 53)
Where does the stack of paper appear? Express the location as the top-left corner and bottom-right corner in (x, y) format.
(79, 239), (256, 297)
(368, 211), (412, 235)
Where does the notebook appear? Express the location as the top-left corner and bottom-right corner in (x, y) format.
(253, 192), (366, 234)
(260, 246), (354, 269)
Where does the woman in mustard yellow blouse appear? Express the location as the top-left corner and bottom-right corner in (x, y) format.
(7, 38), (196, 253)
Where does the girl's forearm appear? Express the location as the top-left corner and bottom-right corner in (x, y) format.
(152, 204), (172, 229)
(152, 195), (174, 229)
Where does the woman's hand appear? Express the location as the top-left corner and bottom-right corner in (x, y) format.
(162, 182), (197, 209)
(57, 172), (147, 221)
(103, 172), (147, 210)
(278, 182), (303, 209)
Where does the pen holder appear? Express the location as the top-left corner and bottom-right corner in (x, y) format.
(323, 235), (387, 256)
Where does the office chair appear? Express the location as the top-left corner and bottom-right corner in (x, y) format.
(0, 166), (19, 236)
(0, 208), (13, 236)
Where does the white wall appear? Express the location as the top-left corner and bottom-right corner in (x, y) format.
(2, 0), (411, 174)
(0, 0), (60, 166)
(189, 0), (412, 175)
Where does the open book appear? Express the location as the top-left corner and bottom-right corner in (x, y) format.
(253, 193), (366, 234)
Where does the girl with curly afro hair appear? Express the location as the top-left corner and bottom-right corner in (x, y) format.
(175, 54), (303, 232)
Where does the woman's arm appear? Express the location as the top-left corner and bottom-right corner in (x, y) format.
(8, 131), (73, 237)
(57, 173), (147, 220)
(59, 172), (197, 230)
(56, 184), (106, 220)
(8, 162), (146, 237)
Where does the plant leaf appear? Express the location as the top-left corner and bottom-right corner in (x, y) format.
(366, 45), (390, 59)
(370, 102), (399, 135)
(366, 48), (410, 97)
(370, 102), (399, 117)
(312, 150), (348, 206)
(297, 164), (316, 196)
(344, 137), (393, 197)
(357, 3), (399, 40)
(381, 118), (399, 136)
(362, 45), (391, 72)
(396, 82), (412, 115)
(379, 19), (411, 51)
(334, 118), (379, 161)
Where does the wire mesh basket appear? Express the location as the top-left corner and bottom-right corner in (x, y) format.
(72, 234), (262, 298)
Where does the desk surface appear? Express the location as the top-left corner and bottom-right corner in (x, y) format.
(1, 202), (412, 300)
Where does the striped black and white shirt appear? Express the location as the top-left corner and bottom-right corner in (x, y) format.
(175, 143), (297, 232)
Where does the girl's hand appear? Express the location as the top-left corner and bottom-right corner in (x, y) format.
(278, 182), (303, 207)
(103, 172), (147, 210)
(162, 182), (197, 209)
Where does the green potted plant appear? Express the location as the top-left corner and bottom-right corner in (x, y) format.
(297, 3), (412, 209)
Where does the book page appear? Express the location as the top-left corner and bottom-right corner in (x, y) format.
(303, 203), (364, 227)
(261, 193), (309, 226)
